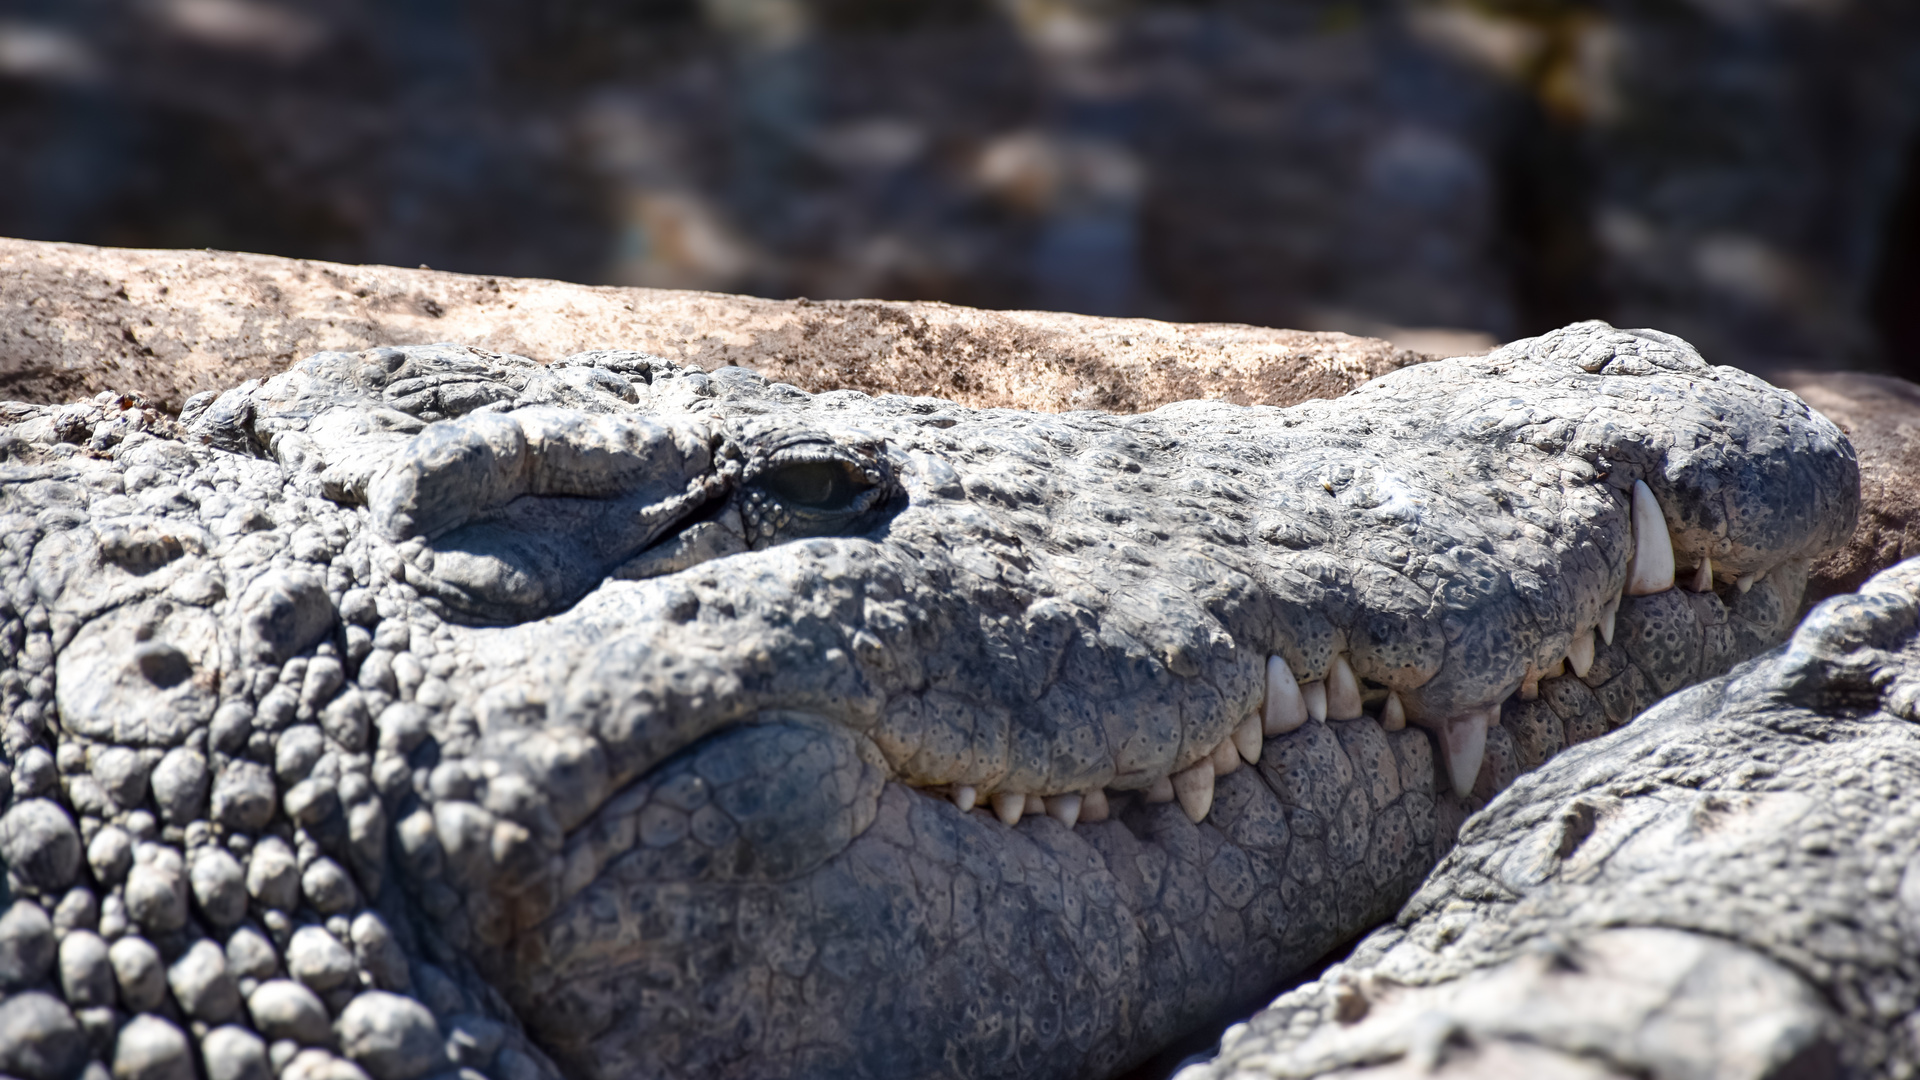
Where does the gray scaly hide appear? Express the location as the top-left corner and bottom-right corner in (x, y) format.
(0, 322), (1857, 1080)
(1187, 554), (1920, 1080)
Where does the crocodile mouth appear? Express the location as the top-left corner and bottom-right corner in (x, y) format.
(485, 528), (1814, 1079)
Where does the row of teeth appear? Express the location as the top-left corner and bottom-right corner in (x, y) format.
(941, 480), (1753, 828)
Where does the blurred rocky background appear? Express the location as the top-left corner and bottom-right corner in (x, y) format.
(2, 0), (1917, 378)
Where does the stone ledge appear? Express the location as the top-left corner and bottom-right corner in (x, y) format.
(0, 237), (1426, 415)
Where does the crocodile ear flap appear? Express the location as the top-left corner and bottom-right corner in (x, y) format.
(369, 411), (532, 542)
(368, 408), (714, 543)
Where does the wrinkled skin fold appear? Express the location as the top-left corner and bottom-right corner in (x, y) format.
(0, 322), (1857, 1080)
(1190, 555), (1920, 1080)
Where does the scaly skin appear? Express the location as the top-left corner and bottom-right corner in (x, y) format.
(0, 323), (1856, 1080)
(1188, 554), (1920, 1080)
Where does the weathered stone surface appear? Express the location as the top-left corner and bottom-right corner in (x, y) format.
(1780, 370), (1920, 604)
(1188, 556), (1920, 1080)
(0, 239), (1420, 417)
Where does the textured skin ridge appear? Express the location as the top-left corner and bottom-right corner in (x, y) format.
(0, 321), (1857, 1080)
(1188, 555), (1920, 1080)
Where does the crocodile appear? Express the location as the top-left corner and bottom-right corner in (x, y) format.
(1186, 553), (1920, 1080)
(0, 321), (1858, 1080)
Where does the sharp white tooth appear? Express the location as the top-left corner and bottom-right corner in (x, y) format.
(1263, 655), (1309, 735)
(1327, 654), (1363, 720)
(952, 785), (977, 813)
(1439, 709), (1492, 799)
(1689, 555), (1713, 593)
(1599, 594), (1619, 645)
(1081, 789), (1110, 823)
(1024, 794), (1046, 817)
(1380, 692), (1407, 732)
(1145, 776), (1175, 803)
(1736, 572), (1757, 593)
(1233, 712), (1263, 764)
(1045, 794), (1082, 828)
(1301, 681), (1328, 723)
(1625, 479), (1676, 595)
(1519, 663), (1542, 701)
(1172, 759), (1216, 823)
(992, 791), (1025, 826)
(1567, 629), (1595, 678)
(1543, 657), (1564, 679)
(1210, 737), (1241, 777)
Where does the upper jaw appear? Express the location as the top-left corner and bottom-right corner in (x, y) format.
(436, 404), (1848, 853)
(227, 328), (1858, 827)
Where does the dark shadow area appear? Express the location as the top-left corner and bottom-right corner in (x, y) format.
(1111, 924), (1377, 1080)
(1496, 95), (1608, 336)
(1872, 134), (1920, 385)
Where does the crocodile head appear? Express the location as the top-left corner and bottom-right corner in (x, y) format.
(0, 322), (1855, 1080)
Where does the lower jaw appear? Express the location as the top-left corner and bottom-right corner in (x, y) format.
(511, 753), (1463, 1080)
(498, 562), (1809, 1080)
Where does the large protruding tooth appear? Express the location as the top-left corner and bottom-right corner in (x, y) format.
(1081, 789), (1110, 823)
(992, 791), (1025, 826)
(1327, 654), (1363, 720)
(1301, 681), (1328, 723)
(1599, 594), (1620, 645)
(1024, 794), (1046, 817)
(1233, 713), (1264, 764)
(1736, 571), (1757, 593)
(1171, 759), (1216, 823)
(1210, 737), (1241, 777)
(952, 785), (978, 813)
(1438, 709), (1492, 799)
(1045, 794), (1082, 828)
(1264, 656), (1309, 735)
(1145, 776), (1175, 803)
(1566, 629), (1595, 678)
(1519, 663), (1543, 701)
(1689, 555), (1713, 593)
(1380, 692), (1407, 732)
(1625, 479), (1676, 595)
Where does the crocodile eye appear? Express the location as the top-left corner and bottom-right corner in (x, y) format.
(758, 459), (866, 511)
(740, 448), (894, 545)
